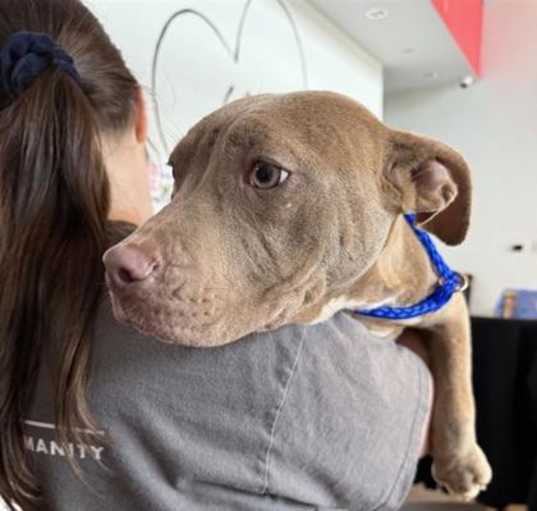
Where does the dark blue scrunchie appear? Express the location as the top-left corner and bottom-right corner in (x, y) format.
(0, 31), (80, 100)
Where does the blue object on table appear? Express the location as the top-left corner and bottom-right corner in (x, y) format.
(495, 289), (537, 319)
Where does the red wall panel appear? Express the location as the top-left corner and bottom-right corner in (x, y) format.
(432, 0), (484, 75)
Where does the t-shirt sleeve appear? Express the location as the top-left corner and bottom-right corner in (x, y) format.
(266, 312), (432, 511)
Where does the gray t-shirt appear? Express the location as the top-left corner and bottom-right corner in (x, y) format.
(26, 300), (430, 511)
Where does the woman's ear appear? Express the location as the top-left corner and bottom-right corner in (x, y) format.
(383, 129), (472, 245)
(134, 87), (148, 144)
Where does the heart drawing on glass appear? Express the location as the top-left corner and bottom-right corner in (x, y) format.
(151, 0), (309, 154)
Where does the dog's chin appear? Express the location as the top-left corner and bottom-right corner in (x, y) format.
(108, 291), (247, 348)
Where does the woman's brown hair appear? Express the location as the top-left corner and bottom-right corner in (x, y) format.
(0, 0), (139, 507)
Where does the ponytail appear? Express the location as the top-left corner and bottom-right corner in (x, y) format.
(0, 64), (110, 509)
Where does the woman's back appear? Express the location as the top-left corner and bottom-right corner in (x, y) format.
(27, 299), (429, 511)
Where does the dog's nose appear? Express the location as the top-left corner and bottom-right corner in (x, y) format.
(103, 244), (159, 289)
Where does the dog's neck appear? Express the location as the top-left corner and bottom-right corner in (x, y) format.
(300, 216), (438, 326)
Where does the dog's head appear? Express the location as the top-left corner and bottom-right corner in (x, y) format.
(104, 91), (471, 346)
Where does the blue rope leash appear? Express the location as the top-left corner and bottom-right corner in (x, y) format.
(355, 214), (466, 320)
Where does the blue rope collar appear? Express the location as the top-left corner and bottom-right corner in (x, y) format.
(355, 214), (466, 320)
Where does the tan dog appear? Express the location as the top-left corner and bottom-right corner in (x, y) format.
(103, 91), (492, 500)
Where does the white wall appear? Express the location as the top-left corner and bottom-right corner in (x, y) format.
(87, 0), (383, 205)
(384, 0), (537, 316)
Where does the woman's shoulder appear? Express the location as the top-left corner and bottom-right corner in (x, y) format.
(91, 304), (429, 509)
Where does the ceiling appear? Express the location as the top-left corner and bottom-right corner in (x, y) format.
(308, 0), (477, 95)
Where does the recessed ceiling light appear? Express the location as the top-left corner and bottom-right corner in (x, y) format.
(402, 48), (415, 55)
(365, 7), (389, 21)
(459, 75), (475, 88)
(424, 71), (439, 79)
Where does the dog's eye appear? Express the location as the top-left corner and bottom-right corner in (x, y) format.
(250, 161), (289, 189)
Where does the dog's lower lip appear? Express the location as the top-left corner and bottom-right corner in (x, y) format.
(108, 291), (127, 321)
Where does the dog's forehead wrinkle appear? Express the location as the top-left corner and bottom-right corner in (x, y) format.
(224, 124), (263, 155)
(224, 114), (285, 151)
(216, 122), (308, 175)
(206, 126), (221, 149)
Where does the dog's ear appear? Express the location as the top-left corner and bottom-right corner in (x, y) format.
(383, 129), (472, 245)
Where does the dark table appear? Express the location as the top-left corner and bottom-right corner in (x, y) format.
(415, 316), (537, 510)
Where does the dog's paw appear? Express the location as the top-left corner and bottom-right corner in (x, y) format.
(432, 444), (492, 501)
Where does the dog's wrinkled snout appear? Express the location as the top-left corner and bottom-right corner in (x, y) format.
(103, 244), (159, 290)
